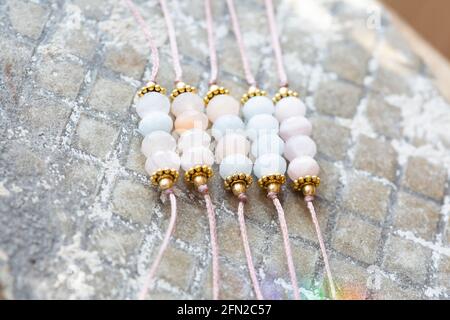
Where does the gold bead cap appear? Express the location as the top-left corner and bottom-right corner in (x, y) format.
(272, 86), (299, 103)
(170, 82), (198, 101)
(138, 81), (166, 97)
(150, 169), (180, 190)
(224, 173), (253, 196)
(292, 175), (321, 197)
(184, 165), (214, 186)
(240, 86), (267, 104)
(203, 84), (230, 105)
(257, 174), (286, 194)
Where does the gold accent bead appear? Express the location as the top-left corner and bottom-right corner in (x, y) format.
(240, 86), (267, 104)
(292, 175), (321, 196)
(138, 81), (167, 97)
(223, 173), (253, 196)
(149, 169), (179, 190)
(203, 85), (230, 105)
(272, 86), (299, 103)
(257, 174), (286, 193)
(184, 165), (214, 185)
(170, 82), (198, 101)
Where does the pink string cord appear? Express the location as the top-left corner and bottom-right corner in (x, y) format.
(199, 185), (220, 300)
(159, 0), (183, 83)
(264, 0), (288, 88)
(123, 0), (159, 83)
(204, 0), (218, 85)
(225, 0), (257, 87)
(268, 193), (300, 300)
(237, 196), (264, 300)
(305, 198), (337, 300)
(138, 191), (177, 300)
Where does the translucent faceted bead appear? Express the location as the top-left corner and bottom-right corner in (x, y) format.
(287, 156), (320, 180)
(274, 96), (306, 122)
(180, 146), (215, 171)
(246, 114), (279, 141)
(138, 112), (173, 136)
(284, 135), (317, 161)
(242, 96), (275, 121)
(145, 150), (181, 175)
(141, 131), (176, 157)
(136, 92), (170, 118)
(206, 95), (240, 123)
(251, 133), (284, 158)
(219, 154), (253, 179)
(215, 133), (250, 163)
(178, 129), (211, 152)
(253, 153), (287, 179)
(174, 110), (209, 134)
(279, 116), (312, 141)
(211, 114), (245, 140)
(171, 92), (205, 117)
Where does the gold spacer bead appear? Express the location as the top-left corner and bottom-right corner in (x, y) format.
(267, 182), (281, 194)
(231, 182), (247, 197)
(158, 177), (174, 191)
(302, 184), (316, 197)
(193, 175), (208, 188)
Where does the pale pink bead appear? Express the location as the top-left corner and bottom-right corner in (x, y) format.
(287, 156), (320, 180)
(174, 110), (209, 134)
(275, 96), (306, 122)
(171, 92), (205, 117)
(279, 116), (312, 141)
(145, 150), (181, 175)
(206, 95), (240, 123)
(181, 146), (215, 171)
(215, 133), (250, 163)
(284, 135), (317, 161)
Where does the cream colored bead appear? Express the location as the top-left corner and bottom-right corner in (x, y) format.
(171, 92), (205, 117)
(206, 95), (240, 123)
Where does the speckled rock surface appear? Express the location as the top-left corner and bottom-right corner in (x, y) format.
(0, 0), (449, 300)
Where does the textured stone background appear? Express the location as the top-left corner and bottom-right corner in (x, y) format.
(0, 0), (449, 300)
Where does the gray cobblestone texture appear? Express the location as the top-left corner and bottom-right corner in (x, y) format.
(0, 0), (449, 300)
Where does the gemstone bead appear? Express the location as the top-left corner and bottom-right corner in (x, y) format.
(284, 135), (317, 161)
(206, 95), (240, 123)
(136, 92), (170, 118)
(251, 133), (284, 158)
(145, 150), (181, 175)
(242, 96), (275, 121)
(178, 129), (211, 152)
(287, 156), (320, 180)
(174, 110), (209, 134)
(219, 154), (253, 179)
(211, 114), (245, 140)
(215, 133), (250, 163)
(180, 146), (215, 171)
(171, 92), (205, 117)
(141, 130), (176, 157)
(279, 116), (312, 141)
(274, 96), (306, 122)
(138, 112), (173, 136)
(253, 153), (287, 179)
(246, 114), (279, 141)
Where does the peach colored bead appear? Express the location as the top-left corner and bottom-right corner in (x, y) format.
(215, 133), (250, 163)
(279, 116), (312, 141)
(174, 110), (209, 134)
(274, 96), (306, 122)
(287, 156), (320, 181)
(171, 92), (205, 117)
(284, 135), (317, 161)
(206, 95), (240, 123)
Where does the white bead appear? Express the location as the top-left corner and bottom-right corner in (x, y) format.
(215, 133), (250, 163)
(219, 154), (253, 179)
(136, 92), (170, 118)
(275, 96), (306, 122)
(178, 129), (211, 152)
(180, 146), (215, 171)
(246, 114), (279, 141)
(287, 156), (320, 180)
(251, 133), (284, 158)
(138, 112), (173, 136)
(211, 114), (245, 140)
(242, 96), (275, 121)
(253, 153), (287, 179)
(284, 135), (317, 161)
(206, 95), (240, 123)
(145, 150), (180, 175)
(171, 92), (205, 117)
(141, 131), (176, 157)
(279, 116), (312, 141)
